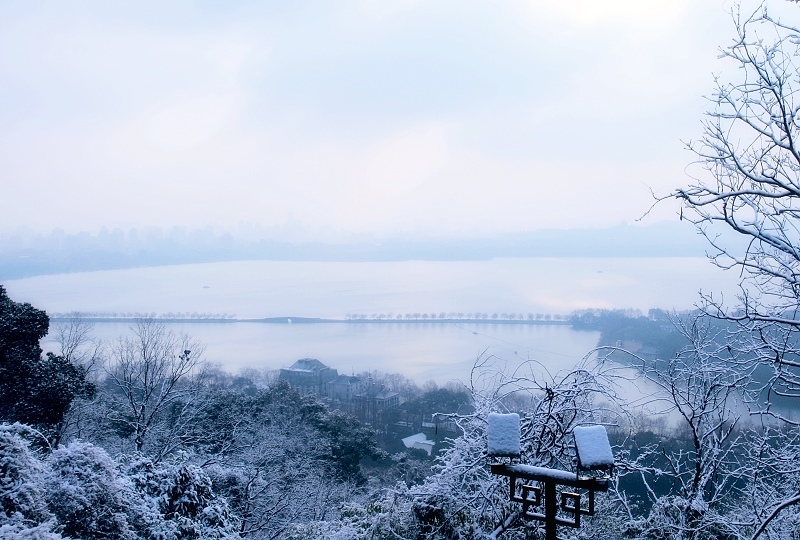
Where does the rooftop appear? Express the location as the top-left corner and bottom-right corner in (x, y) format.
(288, 358), (330, 371)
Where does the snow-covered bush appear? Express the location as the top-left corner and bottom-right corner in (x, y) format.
(632, 496), (737, 540)
(161, 463), (240, 539)
(44, 441), (142, 540)
(0, 520), (63, 540)
(0, 426), (241, 540)
(123, 455), (240, 540)
(0, 427), (50, 525)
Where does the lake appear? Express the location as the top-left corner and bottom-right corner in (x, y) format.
(2, 257), (740, 384)
(33, 320), (600, 386)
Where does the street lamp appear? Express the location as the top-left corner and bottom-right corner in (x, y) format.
(488, 415), (614, 540)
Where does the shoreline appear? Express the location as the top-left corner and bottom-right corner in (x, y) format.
(49, 316), (572, 326)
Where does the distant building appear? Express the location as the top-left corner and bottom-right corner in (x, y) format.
(354, 378), (400, 425)
(328, 374), (363, 401)
(279, 358), (338, 395)
(279, 360), (401, 426)
(372, 388), (400, 409)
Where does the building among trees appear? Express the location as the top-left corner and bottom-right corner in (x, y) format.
(279, 359), (400, 425)
(354, 377), (400, 426)
(278, 358), (338, 395)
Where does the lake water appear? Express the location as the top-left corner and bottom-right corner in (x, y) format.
(33, 320), (600, 386)
(2, 257), (741, 385)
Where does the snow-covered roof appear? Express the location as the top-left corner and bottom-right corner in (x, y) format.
(402, 433), (428, 446)
(288, 358), (329, 371)
(487, 413), (520, 457)
(402, 433), (435, 456)
(330, 374), (360, 384)
(573, 425), (614, 469)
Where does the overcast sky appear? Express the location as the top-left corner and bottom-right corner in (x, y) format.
(0, 0), (789, 239)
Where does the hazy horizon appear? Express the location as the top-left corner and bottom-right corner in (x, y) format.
(0, 220), (717, 280)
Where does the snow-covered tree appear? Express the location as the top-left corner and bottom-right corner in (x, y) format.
(0, 422), (241, 540)
(0, 426), (51, 527)
(104, 318), (207, 456)
(668, 2), (800, 536)
(49, 314), (104, 446)
(124, 456), (241, 540)
(616, 315), (752, 540)
(44, 441), (144, 540)
(315, 354), (628, 539)
(183, 379), (379, 539)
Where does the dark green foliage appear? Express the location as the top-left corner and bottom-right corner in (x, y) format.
(571, 308), (691, 360)
(402, 386), (472, 436)
(311, 407), (381, 481)
(192, 379), (382, 483)
(410, 387), (471, 416)
(164, 465), (214, 520)
(161, 464), (240, 539)
(0, 286), (93, 431)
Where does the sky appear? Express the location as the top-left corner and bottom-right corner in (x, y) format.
(0, 0), (791, 240)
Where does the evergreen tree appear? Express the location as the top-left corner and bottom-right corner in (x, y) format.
(0, 285), (93, 433)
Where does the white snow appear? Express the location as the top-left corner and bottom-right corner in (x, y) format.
(505, 464), (577, 483)
(402, 433), (435, 456)
(487, 413), (520, 456)
(573, 425), (614, 469)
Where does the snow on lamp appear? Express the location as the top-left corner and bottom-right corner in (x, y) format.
(487, 412), (520, 458)
(573, 425), (614, 476)
(488, 417), (613, 538)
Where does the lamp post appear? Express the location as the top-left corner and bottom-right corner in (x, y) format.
(488, 414), (614, 540)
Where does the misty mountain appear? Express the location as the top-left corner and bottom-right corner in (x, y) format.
(0, 222), (710, 279)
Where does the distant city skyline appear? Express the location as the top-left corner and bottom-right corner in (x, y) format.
(0, 220), (715, 280)
(1, 1), (788, 238)
(0, 217), (703, 243)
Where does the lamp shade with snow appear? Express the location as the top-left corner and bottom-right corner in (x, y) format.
(487, 413), (520, 457)
(573, 425), (614, 473)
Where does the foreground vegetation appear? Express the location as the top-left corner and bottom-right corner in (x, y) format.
(4, 281), (800, 539)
